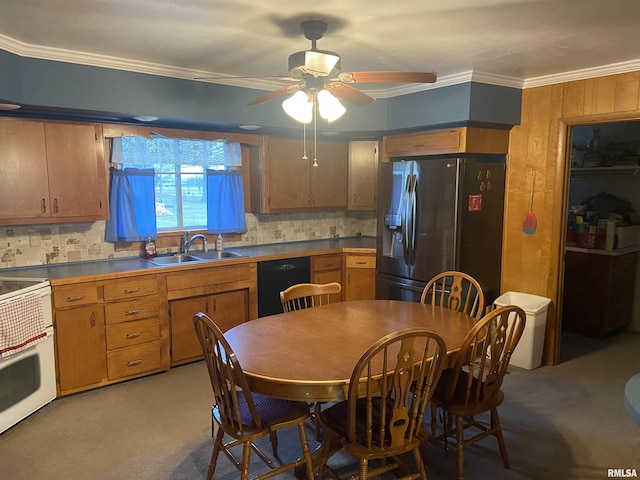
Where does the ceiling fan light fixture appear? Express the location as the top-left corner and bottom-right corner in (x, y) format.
(305, 50), (339, 76)
(282, 90), (313, 123)
(317, 89), (346, 122)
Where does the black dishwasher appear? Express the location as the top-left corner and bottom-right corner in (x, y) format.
(258, 256), (311, 317)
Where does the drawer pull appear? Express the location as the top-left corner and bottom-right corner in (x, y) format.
(123, 288), (140, 294)
(127, 359), (143, 367)
(126, 332), (142, 339)
(355, 261), (367, 265)
(66, 295), (85, 302)
(125, 309), (141, 316)
(413, 144), (425, 148)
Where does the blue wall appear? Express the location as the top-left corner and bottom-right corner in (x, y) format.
(0, 51), (521, 135)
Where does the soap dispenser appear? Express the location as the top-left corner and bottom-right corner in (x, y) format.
(216, 234), (224, 252)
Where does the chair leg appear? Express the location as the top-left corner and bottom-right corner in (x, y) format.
(314, 402), (322, 441)
(207, 428), (225, 480)
(241, 441), (252, 480)
(317, 427), (341, 479)
(270, 431), (279, 458)
(359, 458), (369, 480)
(412, 446), (428, 480)
(456, 414), (465, 480)
(491, 407), (510, 469)
(297, 422), (315, 480)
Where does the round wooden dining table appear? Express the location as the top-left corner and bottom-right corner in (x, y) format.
(225, 299), (476, 403)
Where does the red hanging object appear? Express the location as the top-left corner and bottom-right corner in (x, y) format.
(522, 170), (537, 234)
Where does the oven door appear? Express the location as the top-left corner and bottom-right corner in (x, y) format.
(0, 329), (56, 434)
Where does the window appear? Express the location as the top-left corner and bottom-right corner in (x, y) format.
(106, 137), (245, 242)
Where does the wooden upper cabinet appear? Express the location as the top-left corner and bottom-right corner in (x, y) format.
(0, 118), (108, 225)
(348, 140), (379, 211)
(310, 140), (348, 209)
(267, 137), (311, 210)
(265, 137), (348, 212)
(44, 122), (107, 220)
(0, 119), (49, 219)
(381, 127), (510, 160)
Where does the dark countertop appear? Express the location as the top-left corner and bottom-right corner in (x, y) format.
(0, 236), (376, 284)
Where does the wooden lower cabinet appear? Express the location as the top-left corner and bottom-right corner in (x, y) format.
(103, 275), (168, 382)
(562, 250), (638, 337)
(312, 254), (343, 303)
(344, 254), (376, 301)
(53, 273), (169, 396)
(170, 289), (249, 365)
(55, 304), (107, 393)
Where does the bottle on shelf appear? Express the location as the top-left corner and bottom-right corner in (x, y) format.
(142, 237), (157, 258)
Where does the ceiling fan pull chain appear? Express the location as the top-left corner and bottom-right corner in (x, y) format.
(313, 94), (318, 167)
(302, 122), (308, 160)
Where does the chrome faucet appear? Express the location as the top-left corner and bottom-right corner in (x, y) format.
(182, 232), (208, 254)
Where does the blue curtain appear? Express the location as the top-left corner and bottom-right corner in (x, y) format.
(105, 168), (157, 242)
(206, 169), (247, 234)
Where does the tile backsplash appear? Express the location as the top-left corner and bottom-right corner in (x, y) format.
(0, 211), (376, 268)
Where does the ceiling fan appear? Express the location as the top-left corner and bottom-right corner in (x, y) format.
(245, 20), (437, 109)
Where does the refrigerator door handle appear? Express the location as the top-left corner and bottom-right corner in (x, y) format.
(403, 173), (418, 266)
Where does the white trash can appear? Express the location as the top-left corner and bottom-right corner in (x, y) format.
(494, 292), (551, 370)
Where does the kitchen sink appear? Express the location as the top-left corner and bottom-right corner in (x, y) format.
(190, 250), (246, 260)
(147, 254), (203, 265)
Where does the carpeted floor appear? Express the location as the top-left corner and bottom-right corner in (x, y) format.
(1, 330), (639, 479)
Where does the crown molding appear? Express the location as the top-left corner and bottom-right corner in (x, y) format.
(2, 32), (639, 95)
(523, 59), (640, 89)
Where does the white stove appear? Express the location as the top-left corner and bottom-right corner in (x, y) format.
(0, 276), (56, 434)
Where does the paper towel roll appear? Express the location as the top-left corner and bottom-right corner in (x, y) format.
(605, 220), (616, 251)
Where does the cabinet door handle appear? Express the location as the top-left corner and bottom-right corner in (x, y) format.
(67, 295), (85, 302)
(127, 359), (142, 367)
(348, 274), (351, 285)
(205, 300), (209, 313)
(53, 198), (59, 214)
(213, 299), (217, 313)
(41, 198), (47, 213)
(90, 312), (96, 327)
(307, 194), (310, 206)
(123, 288), (140, 294)
(125, 309), (141, 316)
(353, 193), (356, 204)
(126, 332), (142, 339)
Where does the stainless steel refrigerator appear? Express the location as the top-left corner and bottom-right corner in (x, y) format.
(376, 156), (505, 303)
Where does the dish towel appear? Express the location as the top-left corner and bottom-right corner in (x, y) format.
(0, 294), (46, 359)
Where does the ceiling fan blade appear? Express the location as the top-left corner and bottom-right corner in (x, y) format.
(194, 74), (298, 81)
(338, 71), (437, 84)
(324, 82), (374, 106)
(247, 84), (303, 105)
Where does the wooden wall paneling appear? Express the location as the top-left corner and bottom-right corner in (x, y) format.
(562, 80), (586, 117)
(503, 84), (566, 365)
(544, 83), (569, 365)
(614, 72), (640, 112)
(505, 71), (640, 366)
(591, 75), (617, 115)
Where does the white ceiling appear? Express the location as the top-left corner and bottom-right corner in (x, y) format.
(1, 0), (640, 97)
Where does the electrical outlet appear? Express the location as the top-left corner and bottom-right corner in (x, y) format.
(29, 232), (41, 247)
(273, 230), (282, 239)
